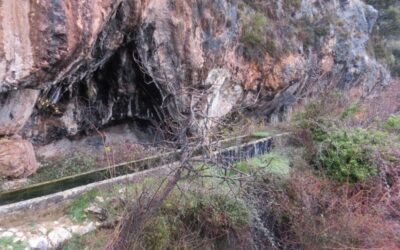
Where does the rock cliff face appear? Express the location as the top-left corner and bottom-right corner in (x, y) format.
(0, 0), (391, 177)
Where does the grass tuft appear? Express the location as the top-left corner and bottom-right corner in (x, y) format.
(68, 189), (99, 222)
(0, 237), (28, 250)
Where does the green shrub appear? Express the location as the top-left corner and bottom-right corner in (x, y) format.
(136, 190), (252, 248)
(294, 100), (332, 141)
(142, 217), (171, 250)
(241, 12), (268, 45)
(189, 193), (250, 228)
(383, 114), (400, 132)
(341, 102), (361, 119)
(293, 93), (353, 141)
(282, 0), (302, 10)
(318, 129), (384, 183)
(240, 10), (270, 60)
(289, 0), (302, 9)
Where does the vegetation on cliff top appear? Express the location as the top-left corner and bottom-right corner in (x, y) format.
(366, 0), (400, 76)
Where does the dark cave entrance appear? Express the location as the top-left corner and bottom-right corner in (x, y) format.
(36, 40), (166, 144)
(78, 41), (165, 137)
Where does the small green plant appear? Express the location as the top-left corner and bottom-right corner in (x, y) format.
(288, 0), (302, 9)
(294, 100), (331, 141)
(241, 12), (268, 46)
(142, 217), (171, 250)
(0, 237), (28, 250)
(190, 193), (250, 228)
(68, 189), (99, 222)
(341, 102), (361, 119)
(318, 129), (384, 183)
(294, 92), (346, 141)
(383, 114), (400, 132)
(240, 10), (271, 61)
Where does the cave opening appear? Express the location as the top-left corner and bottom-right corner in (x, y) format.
(36, 40), (167, 145)
(79, 41), (165, 138)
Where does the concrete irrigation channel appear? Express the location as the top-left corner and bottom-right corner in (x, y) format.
(0, 133), (286, 217)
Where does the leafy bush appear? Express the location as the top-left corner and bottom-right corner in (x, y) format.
(136, 189), (251, 249)
(294, 98), (338, 141)
(383, 114), (400, 132)
(142, 217), (171, 250)
(318, 129), (383, 183)
(190, 193), (250, 228)
(240, 10), (272, 60)
(241, 12), (268, 46)
(286, 0), (302, 9)
(293, 96), (392, 183)
(341, 102), (361, 119)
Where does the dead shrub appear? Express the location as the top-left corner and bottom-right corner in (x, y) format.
(258, 167), (400, 249)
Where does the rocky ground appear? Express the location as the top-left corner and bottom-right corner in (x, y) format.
(0, 187), (129, 250)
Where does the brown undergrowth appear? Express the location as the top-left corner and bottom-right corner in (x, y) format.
(256, 90), (400, 249)
(258, 166), (400, 249)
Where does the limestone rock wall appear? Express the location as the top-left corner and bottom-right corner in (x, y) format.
(0, 0), (392, 177)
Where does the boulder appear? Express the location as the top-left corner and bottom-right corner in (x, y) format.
(29, 236), (50, 250)
(200, 68), (243, 130)
(85, 204), (108, 221)
(48, 228), (72, 249)
(0, 89), (39, 136)
(69, 222), (96, 235)
(0, 138), (38, 178)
